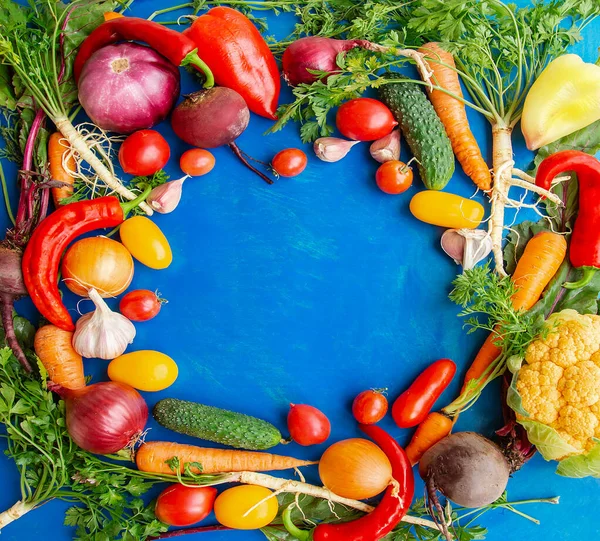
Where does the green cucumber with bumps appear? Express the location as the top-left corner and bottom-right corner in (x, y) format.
(378, 73), (455, 190)
(153, 398), (284, 450)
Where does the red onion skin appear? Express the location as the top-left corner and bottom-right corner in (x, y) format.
(59, 381), (149, 455)
(78, 43), (180, 134)
(282, 37), (385, 86)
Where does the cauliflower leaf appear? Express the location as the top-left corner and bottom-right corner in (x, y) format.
(518, 420), (579, 461)
(556, 440), (600, 478)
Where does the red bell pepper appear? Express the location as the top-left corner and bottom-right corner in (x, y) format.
(283, 424), (414, 541)
(536, 150), (600, 289)
(74, 17), (213, 87)
(183, 7), (280, 119)
(21, 192), (149, 331)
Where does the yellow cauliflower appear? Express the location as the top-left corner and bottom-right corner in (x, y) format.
(515, 309), (600, 457)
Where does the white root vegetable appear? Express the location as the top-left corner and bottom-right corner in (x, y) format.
(0, 501), (33, 530)
(55, 116), (153, 215)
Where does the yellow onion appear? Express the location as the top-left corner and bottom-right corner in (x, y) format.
(318, 438), (392, 500)
(62, 237), (134, 297)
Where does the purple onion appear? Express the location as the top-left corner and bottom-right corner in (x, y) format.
(282, 37), (387, 86)
(78, 43), (180, 134)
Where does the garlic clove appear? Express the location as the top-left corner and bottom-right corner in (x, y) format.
(73, 288), (136, 360)
(147, 175), (188, 214)
(314, 137), (360, 162)
(370, 129), (400, 163)
(441, 229), (492, 271)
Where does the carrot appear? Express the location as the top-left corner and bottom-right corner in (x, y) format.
(136, 441), (318, 475)
(34, 325), (85, 390)
(48, 131), (76, 207)
(405, 412), (453, 466)
(419, 42), (492, 192)
(462, 231), (567, 390)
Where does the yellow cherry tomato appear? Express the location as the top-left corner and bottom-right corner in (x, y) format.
(108, 350), (178, 392)
(214, 486), (278, 530)
(119, 216), (172, 269)
(409, 190), (484, 229)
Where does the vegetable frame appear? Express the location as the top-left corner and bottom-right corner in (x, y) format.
(74, 17), (214, 87)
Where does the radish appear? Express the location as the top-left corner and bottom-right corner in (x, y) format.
(171, 88), (273, 184)
(419, 432), (510, 541)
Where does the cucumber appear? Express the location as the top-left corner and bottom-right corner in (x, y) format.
(153, 398), (283, 450)
(378, 73), (455, 190)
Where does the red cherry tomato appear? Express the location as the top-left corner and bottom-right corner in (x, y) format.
(336, 98), (397, 141)
(272, 148), (307, 177)
(392, 359), (457, 428)
(352, 389), (389, 425)
(287, 404), (331, 446)
(180, 148), (216, 176)
(118, 130), (170, 176)
(155, 484), (217, 527)
(119, 289), (165, 322)
(375, 160), (413, 194)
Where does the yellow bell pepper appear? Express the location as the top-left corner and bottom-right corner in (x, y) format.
(409, 191), (484, 229)
(521, 54), (600, 150)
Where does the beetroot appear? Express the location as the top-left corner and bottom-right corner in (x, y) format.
(171, 88), (272, 184)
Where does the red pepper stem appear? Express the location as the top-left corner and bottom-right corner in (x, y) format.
(563, 266), (597, 290)
(282, 505), (311, 541)
(181, 50), (215, 88)
(120, 186), (152, 217)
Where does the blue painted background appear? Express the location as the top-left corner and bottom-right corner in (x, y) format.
(1, 1), (599, 540)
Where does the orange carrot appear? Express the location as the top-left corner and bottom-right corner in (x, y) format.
(462, 231), (567, 390)
(405, 412), (453, 466)
(34, 325), (85, 390)
(136, 441), (317, 475)
(48, 131), (76, 207)
(419, 42), (492, 192)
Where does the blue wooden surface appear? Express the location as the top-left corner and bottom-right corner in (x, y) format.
(1, 1), (600, 540)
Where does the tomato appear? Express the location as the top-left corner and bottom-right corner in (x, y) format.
(155, 484), (217, 526)
(410, 191), (484, 229)
(272, 148), (307, 177)
(108, 350), (178, 392)
(352, 389), (389, 425)
(214, 486), (278, 530)
(336, 98), (397, 141)
(119, 216), (172, 269)
(120, 289), (164, 322)
(392, 359), (457, 428)
(180, 148), (216, 176)
(118, 130), (170, 176)
(375, 160), (413, 194)
(287, 404), (331, 446)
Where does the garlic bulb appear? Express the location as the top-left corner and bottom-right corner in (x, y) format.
(370, 129), (400, 163)
(314, 137), (360, 162)
(73, 288), (136, 359)
(147, 175), (188, 214)
(441, 228), (493, 271)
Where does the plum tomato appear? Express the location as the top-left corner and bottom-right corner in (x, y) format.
(336, 98), (397, 141)
(287, 403), (331, 446)
(375, 160), (413, 194)
(180, 148), (216, 176)
(119, 289), (164, 322)
(272, 148), (307, 177)
(118, 129), (170, 176)
(352, 389), (389, 425)
(155, 484), (217, 526)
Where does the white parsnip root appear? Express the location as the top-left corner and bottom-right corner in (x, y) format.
(0, 501), (33, 530)
(489, 124), (563, 276)
(55, 116), (153, 216)
(213, 470), (439, 530)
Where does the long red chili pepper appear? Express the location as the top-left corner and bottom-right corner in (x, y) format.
(183, 7), (280, 119)
(283, 425), (414, 541)
(536, 150), (600, 289)
(392, 359), (456, 428)
(21, 192), (148, 331)
(73, 17), (214, 87)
